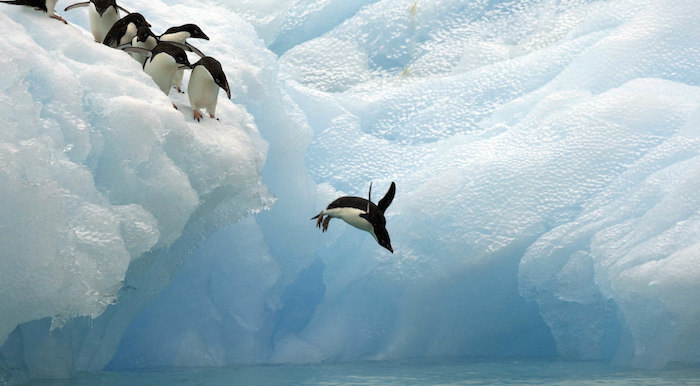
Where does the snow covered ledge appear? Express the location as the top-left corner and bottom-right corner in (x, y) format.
(0, 5), (270, 372)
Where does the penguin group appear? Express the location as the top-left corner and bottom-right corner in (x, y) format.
(1, 0), (399, 253)
(1, 0), (230, 121)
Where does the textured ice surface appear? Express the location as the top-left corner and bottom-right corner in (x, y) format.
(1, 0), (699, 380)
(0, 0), (269, 355)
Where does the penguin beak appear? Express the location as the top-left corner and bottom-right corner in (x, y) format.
(224, 82), (231, 100)
(178, 64), (193, 70)
(201, 32), (210, 40)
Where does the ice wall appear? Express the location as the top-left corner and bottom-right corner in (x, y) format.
(1, 0), (700, 380)
(0, 1), (271, 378)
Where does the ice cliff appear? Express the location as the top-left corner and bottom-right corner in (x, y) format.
(0, 0), (699, 380)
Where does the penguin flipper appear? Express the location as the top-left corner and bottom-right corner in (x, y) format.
(121, 46), (151, 57)
(377, 182), (396, 213)
(184, 42), (205, 58)
(64, 2), (89, 11)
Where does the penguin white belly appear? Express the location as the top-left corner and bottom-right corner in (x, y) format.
(89, 5), (119, 43)
(188, 67), (218, 113)
(120, 23), (138, 46)
(323, 207), (374, 233)
(145, 54), (177, 95)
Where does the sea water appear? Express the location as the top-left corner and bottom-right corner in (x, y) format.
(26, 359), (700, 385)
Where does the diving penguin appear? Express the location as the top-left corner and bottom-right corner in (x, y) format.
(158, 24), (209, 93)
(0, 0), (67, 24)
(312, 182), (396, 253)
(188, 56), (231, 121)
(102, 12), (150, 48)
(64, 0), (130, 43)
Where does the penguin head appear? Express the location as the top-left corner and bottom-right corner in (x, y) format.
(373, 220), (393, 253)
(92, 0), (113, 16)
(173, 50), (192, 69)
(153, 42), (192, 69)
(135, 25), (153, 43)
(183, 24), (209, 40)
(163, 24), (210, 41)
(196, 57), (231, 99)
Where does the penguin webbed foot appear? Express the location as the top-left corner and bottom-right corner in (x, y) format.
(193, 109), (203, 122)
(312, 213), (330, 232)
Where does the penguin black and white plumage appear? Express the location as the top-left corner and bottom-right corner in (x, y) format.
(159, 24), (209, 93)
(64, 0), (130, 43)
(188, 56), (231, 121)
(128, 25), (158, 66)
(312, 182), (396, 253)
(102, 12), (150, 48)
(0, 0), (67, 23)
(139, 42), (192, 100)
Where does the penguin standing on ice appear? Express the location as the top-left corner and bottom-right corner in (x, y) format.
(158, 24), (209, 93)
(127, 25), (158, 66)
(312, 182), (396, 253)
(188, 56), (231, 121)
(102, 12), (150, 48)
(0, 0), (67, 23)
(64, 0), (130, 43)
(123, 42), (192, 108)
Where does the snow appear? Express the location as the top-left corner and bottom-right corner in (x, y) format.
(1, 0), (699, 380)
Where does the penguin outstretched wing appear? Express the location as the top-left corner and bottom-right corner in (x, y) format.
(377, 182), (396, 213)
(64, 1), (90, 11)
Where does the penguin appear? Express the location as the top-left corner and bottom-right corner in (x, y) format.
(188, 56), (231, 121)
(102, 12), (150, 48)
(159, 24), (209, 93)
(312, 182), (396, 253)
(0, 0), (67, 23)
(64, 0), (130, 43)
(123, 42), (192, 109)
(127, 25), (158, 66)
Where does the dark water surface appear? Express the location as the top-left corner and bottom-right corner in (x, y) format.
(27, 358), (700, 385)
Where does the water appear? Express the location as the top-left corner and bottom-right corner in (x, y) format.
(26, 359), (700, 385)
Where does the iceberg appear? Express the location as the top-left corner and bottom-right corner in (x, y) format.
(0, 0), (699, 380)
